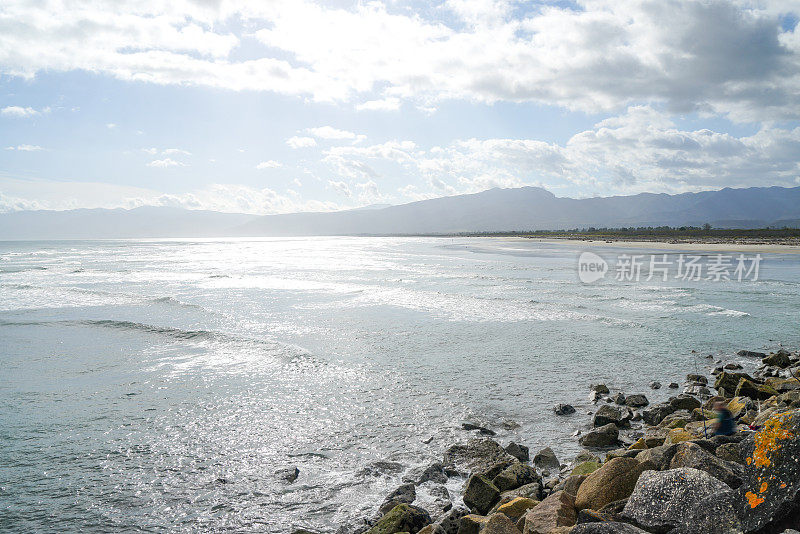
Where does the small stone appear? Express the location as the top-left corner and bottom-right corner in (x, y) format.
(462, 422), (496, 436)
(276, 466), (299, 483)
(668, 382), (680, 389)
(649, 381), (662, 389)
(579, 423), (619, 448)
(554, 403), (576, 416)
(591, 384), (610, 394)
(624, 394), (649, 408)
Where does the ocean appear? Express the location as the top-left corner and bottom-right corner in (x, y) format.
(1, 236), (799, 532)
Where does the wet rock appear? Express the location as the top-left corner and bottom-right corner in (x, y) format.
(276, 466), (299, 483)
(462, 423), (496, 436)
(763, 350), (792, 368)
(668, 382), (680, 389)
(429, 506), (468, 534)
(366, 504), (431, 534)
(553, 403), (576, 416)
(650, 381), (662, 389)
(625, 394), (649, 408)
(579, 423), (619, 448)
(493, 463), (540, 493)
(669, 394), (701, 411)
(734, 377), (778, 400)
(417, 462), (448, 485)
(502, 420), (521, 430)
(592, 384), (610, 395)
(380, 483), (417, 515)
(735, 409), (800, 533)
(463, 475), (501, 515)
(443, 439), (518, 477)
(611, 392), (626, 405)
(574, 457), (654, 511)
(520, 490), (576, 534)
(571, 523), (650, 533)
(668, 441), (745, 488)
(738, 350), (767, 358)
(724, 363), (743, 370)
(482, 513), (523, 534)
(360, 461), (406, 477)
(714, 372), (755, 397)
(686, 374), (708, 385)
(532, 447), (560, 472)
(683, 385), (711, 396)
(641, 403), (677, 425)
(415, 482), (452, 520)
(621, 467), (729, 533)
(505, 442), (530, 463)
(593, 405), (627, 427)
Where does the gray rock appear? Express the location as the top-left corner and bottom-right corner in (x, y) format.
(669, 442), (745, 489)
(533, 447), (560, 472)
(724, 363), (743, 370)
(593, 405), (627, 427)
(443, 438), (517, 477)
(669, 382), (680, 389)
(418, 462), (448, 484)
(579, 423), (619, 448)
(592, 384), (610, 394)
(621, 468), (730, 533)
(463, 474), (500, 515)
(492, 462), (539, 492)
(462, 422), (496, 436)
(763, 351), (792, 368)
(683, 385), (711, 397)
(500, 481), (543, 502)
(686, 374), (708, 385)
(650, 381), (662, 389)
(429, 505), (468, 534)
(276, 466), (299, 483)
(625, 394), (649, 408)
(571, 523), (651, 533)
(737, 350), (767, 358)
(554, 403), (576, 416)
(611, 392), (626, 405)
(505, 442), (530, 462)
(715, 442), (743, 464)
(365, 504), (430, 534)
(670, 488), (743, 534)
(379, 483), (417, 515)
(670, 394), (702, 411)
(641, 403), (677, 425)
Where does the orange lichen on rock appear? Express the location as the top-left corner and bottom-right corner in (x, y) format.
(759, 481), (768, 493)
(746, 491), (766, 508)
(747, 412), (795, 469)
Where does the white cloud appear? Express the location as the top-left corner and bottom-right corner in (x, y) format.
(327, 180), (352, 197)
(287, 136), (317, 148)
(162, 148), (191, 156)
(0, 1), (797, 119)
(106, 123), (117, 129)
(1, 106), (46, 118)
(5, 144), (44, 151)
(256, 160), (282, 169)
(307, 126), (360, 140)
(147, 158), (186, 168)
(356, 97), (401, 111)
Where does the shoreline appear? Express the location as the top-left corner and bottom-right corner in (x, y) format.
(517, 237), (800, 254)
(352, 345), (800, 534)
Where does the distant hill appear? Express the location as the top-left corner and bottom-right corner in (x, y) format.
(2, 185), (800, 240)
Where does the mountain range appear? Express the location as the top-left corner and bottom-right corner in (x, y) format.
(2, 185), (800, 240)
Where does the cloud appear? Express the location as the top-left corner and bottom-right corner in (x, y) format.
(327, 180), (352, 197)
(5, 144), (44, 151)
(286, 136), (317, 148)
(143, 147), (191, 156)
(0, 1), (798, 119)
(256, 160), (282, 169)
(356, 97), (401, 111)
(307, 126), (360, 140)
(106, 123), (117, 129)
(1, 106), (46, 118)
(147, 158), (186, 168)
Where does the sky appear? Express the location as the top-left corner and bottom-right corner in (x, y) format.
(1, 0), (799, 214)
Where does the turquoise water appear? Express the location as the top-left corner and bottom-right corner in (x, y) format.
(1, 237), (799, 532)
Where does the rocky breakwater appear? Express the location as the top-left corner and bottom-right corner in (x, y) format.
(340, 347), (800, 534)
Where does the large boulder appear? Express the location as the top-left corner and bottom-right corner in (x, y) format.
(726, 396), (754, 419)
(670, 394), (702, 411)
(625, 394), (649, 408)
(620, 468), (730, 533)
(668, 442), (745, 488)
(532, 447), (560, 472)
(735, 409), (800, 533)
(428, 506), (468, 534)
(482, 513), (523, 534)
(571, 523), (651, 533)
(366, 504), (431, 534)
(763, 351), (792, 368)
(579, 423), (619, 448)
(715, 372), (755, 397)
(738, 350), (767, 359)
(670, 488), (743, 534)
(444, 439), (518, 477)
(380, 483), (417, 515)
(493, 463), (540, 493)
(734, 378), (778, 401)
(571, 461), (602, 476)
(495, 497), (540, 522)
(521, 491), (577, 534)
(554, 404), (576, 416)
(505, 442), (530, 462)
(593, 405), (627, 427)
(575, 457), (654, 511)
(499, 482), (543, 502)
(463, 475), (501, 515)
(642, 403), (677, 426)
